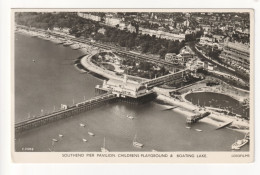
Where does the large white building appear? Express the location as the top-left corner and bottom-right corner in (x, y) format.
(105, 17), (121, 27)
(139, 27), (185, 41)
(102, 75), (148, 98)
(77, 12), (101, 22)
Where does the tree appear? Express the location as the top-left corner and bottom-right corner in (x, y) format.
(158, 48), (167, 59)
(141, 42), (150, 53)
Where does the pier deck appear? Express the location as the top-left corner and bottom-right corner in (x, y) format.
(15, 93), (117, 133)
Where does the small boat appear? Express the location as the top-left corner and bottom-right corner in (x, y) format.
(51, 38), (62, 44)
(133, 134), (144, 148)
(71, 43), (80, 50)
(63, 41), (73, 46)
(244, 132), (250, 140)
(186, 126), (191, 129)
(101, 137), (109, 152)
(88, 132), (95, 136)
(32, 59), (36, 63)
(82, 138), (88, 142)
(231, 139), (248, 150)
(195, 129), (202, 132)
(79, 123), (85, 127)
(126, 115), (134, 120)
(52, 139), (58, 142)
(151, 149), (158, 152)
(216, 121), (233, 130)
(58, 134), (63, 138)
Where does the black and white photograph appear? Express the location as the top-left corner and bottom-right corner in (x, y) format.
(11, 9), (254, 163)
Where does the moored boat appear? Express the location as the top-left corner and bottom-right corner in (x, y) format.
(79, 123), (85, 127)
(52, 138), (58, 142)
(126, 114), (134, 120)
(71, 43), (80, 50)
(51, 37), (62, 44)
(231, 139), (248, 150)
(101, 137), (109, 152)
(63, 40), (73, 46)
(195, 129), (202, 132)
(88, 132), (95, 136)
(133, 134), (144, 148)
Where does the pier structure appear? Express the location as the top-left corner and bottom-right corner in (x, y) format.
(15, 26), (191, 132)
(141, 69), (189, 88)
(15, 93), (117, 133)
(186, 112), (211, 124)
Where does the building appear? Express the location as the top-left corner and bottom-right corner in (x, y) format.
(52, 27), (70, 35)
(138, 27), (185, 41)
(77, 12), (101, 22)
(165, 53), (177, 63)
(219, 41), (250, 72)
(98, 28), (106, 35)
(127, 24), (136, 33)
(207, 63), (215, 71)
(105, 17), (121, 27)
(199, 36), (214, 46)
(102, 75), (148, 98)
(179, 46), (194, 63)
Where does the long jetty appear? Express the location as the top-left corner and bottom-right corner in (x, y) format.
(15, 93), (117, 133)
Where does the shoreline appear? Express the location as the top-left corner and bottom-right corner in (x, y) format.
(16, 28), (250, 134)
(80, 54), (124, 81)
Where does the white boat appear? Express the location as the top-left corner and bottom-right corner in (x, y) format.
(71, 43), (80, 50)
(195, 129), (202, 132)
(244, 132), (250, 140)
(186, 126), (191, 129)
(82, 138), (88, 142)
(41, 35), (50, 40)
(79, 123), (85, 127)
(126, 115), (134, 120)
(80, 47), (89, 54)
(59, 38), (66, 44)
(101, 137), (109, 152)
(63, 40), (73, 46)
(58, 134), (63, 138)
(88, 132), (95, 136)
(151, 149), (158, 152)
(133, 134), (144, 148)
(52, 139), (58, 142)
(56, 39), (64, 44)
(51, 38), (62, 44)
(231, 139), (248, 150)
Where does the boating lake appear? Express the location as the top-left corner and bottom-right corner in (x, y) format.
(14, 33), (249, 152)
(185, 92), (249, 118)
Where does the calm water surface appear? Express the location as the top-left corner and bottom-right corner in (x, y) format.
(15, 33), (249, 152)
(185, 92), (249, 118)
